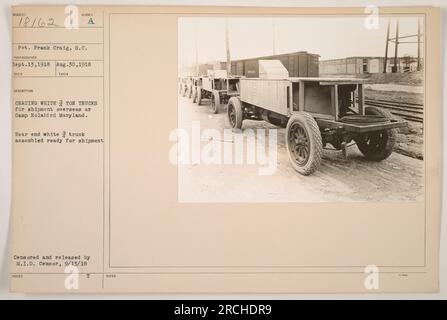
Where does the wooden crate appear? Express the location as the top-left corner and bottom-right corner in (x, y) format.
(240, 79), (289, 116)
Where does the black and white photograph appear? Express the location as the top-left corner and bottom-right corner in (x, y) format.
(176, 16), (425, 202)
(2, 3), (444, 298)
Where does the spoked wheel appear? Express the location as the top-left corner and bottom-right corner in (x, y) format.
(286, 112), (323, 175)
(210, 91), (221, 114)
(354, 106), (396, 161)
(227, 97), (243, 129)
(289, 125), (310, 165)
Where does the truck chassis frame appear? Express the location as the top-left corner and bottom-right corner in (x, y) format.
(190, 76), (241, 113)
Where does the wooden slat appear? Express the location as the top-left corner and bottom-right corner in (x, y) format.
(358, 84), (364, 115)
(299, 80), (305, 111)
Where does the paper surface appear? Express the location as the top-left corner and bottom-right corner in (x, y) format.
(10, 5), (441, 293)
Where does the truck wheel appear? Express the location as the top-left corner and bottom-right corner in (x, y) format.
(196, 87), (202, 105)
(211, 91), (221, 114)
(286, 112), (323, 175)
(354, 106), (396, 161)
(227, 97), (243, 130)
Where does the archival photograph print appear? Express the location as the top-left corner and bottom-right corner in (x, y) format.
(176, 16), (424, 203)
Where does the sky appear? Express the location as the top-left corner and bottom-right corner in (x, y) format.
(178, 16), (423, 69)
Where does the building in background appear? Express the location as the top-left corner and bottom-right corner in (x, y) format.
(228, 51), (319, 78)
(180, 51), (320, 78)
(181, 53), (422, 77)
(319, 56), (422, 75)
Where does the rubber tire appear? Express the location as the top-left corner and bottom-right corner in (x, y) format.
(354, 106), (396, 161)
(196, 87), (202, 105)
(286, 112), (323, 176)
(211, 91), (221, 114)
(227, 97), (243, 130)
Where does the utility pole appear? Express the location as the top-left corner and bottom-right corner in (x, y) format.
(225, 18), (231, 76)
(393, 19), (399, 73)
(417, 17), (422, 71)
(383, 19), (390, 73)
(194, 20), (199, 75)
(272, 18), (276, 55)
(384, 18), (421, 74)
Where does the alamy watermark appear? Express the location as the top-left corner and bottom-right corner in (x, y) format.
(64, 5), (79, 29)
(64, 265), (79, 290)
(364, 5), (380, 30)
(169, 121), (278, 175)
(364, 265), (380, 290)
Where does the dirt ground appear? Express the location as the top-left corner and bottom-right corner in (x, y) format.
(365, 88), (423, 105)
(365, 84), (423, 95)
(367, 71), (424, 86)
(177, 96), (424, 203)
